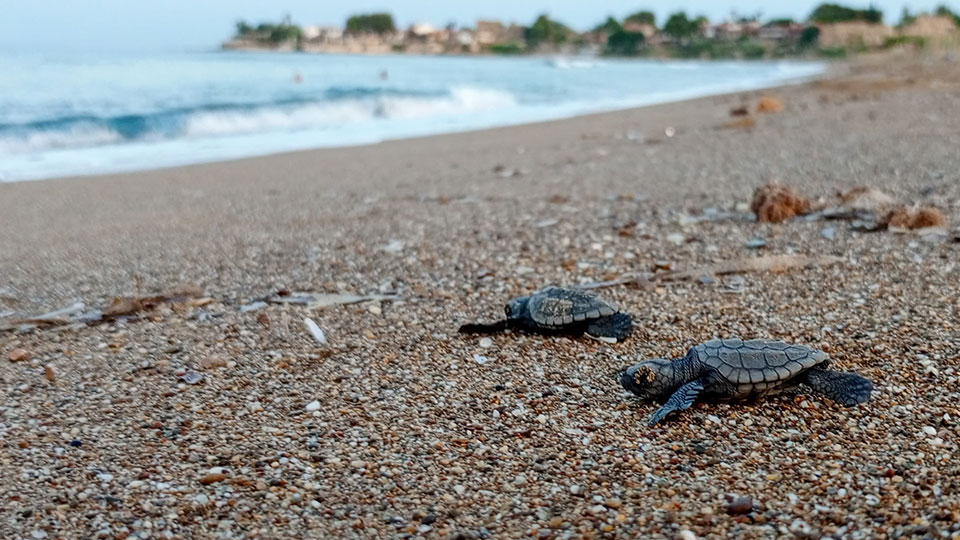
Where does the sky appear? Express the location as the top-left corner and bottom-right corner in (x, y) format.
(0, 0), (956, 53)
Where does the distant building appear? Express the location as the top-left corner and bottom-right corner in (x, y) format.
(475, 20), (504, 46)
(757, 22), (806, 41)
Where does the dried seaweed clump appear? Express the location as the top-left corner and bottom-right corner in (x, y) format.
(757, 96), (784, 113)
(839, 186), (895, 210)
(751, 182), (811, 223)
(880, 206), (947, 230)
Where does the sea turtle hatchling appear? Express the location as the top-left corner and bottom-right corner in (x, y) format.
(621, 338), (873, 425)
(459, 286), (632, 341)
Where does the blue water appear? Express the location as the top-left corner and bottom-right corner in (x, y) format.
(0, 51), (824, 181)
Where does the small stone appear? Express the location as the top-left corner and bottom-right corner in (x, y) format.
(368, 304), (382, 316)
(666, 232), (686, 245)
(679, 530), (697, 540)
(726, 497), (753, 515)
(570, 485), (583, 495)
(199, 355), (227, 369)
(513, 474), (527, 486)
(421, 514), (436, 525)
(97, 473), (114, 482)
(305, 400), (321, 412)
(745, 238), (766, 249)
(479, 337), (493, 348)
(44, 365), (56, 382)
(9, 348), (30, 362)
(194, 494), (209, 505)
(181, 371), (204, 385)
(473, 354), (488, 365)
(200, 473), (227, 485)
(605, 498), (623, 509)
(922, 426), (937, 436)
(821, 226), (836, 240)
(69, 440), (82, 447)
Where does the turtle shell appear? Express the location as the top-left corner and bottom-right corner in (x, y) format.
(695, 338), (827, 393)
(526, 287), (617, 328)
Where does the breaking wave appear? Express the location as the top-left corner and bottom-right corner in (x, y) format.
(0, 85), (517, 153)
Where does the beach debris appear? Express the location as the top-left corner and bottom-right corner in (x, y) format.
(266, 292), (399, 309)
(757, 96), (784, 113)
(44, 365), (56, 382)
(750, 182), (811, 223)
(382, 240), (406, 254)
(666, 232), (687, 245)
(729, 105), (749, 116)
(492, 164), (524, 178)
(102, 284), (206, 319)
(879, 205), (947, 230)
(239, 301), (268, 313)
(839, 186), (895, 210)
(745, 238), (767, 249)
(721, 116), (756, 129)
(664, 126), (676, 137)
(15, 302), (86, 326)
(657, 254), (843, 282)
(473, 354), (489, 365)
(181, 371), (204, 385)
(535, 218), (559, 228)
(303, 317), (327, 345)
(9, 348), (30, 362)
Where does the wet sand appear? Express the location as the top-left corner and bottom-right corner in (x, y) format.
(1, 53), (959, 539)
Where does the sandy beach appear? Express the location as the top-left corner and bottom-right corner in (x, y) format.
(2, 52), (959, 539)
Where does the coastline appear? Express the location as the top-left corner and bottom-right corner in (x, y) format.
(2, 53), (959, 538)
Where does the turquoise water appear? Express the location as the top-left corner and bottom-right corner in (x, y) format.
(0, 51), (824, 181)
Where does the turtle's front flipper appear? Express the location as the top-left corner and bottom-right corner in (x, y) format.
(458, 320), (508, 334)
(586, 313), (632, 341)
(801, 368), (873, 406)
(647, 380), (704, 426)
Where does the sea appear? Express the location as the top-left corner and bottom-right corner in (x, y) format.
(0, 51), (824, 182)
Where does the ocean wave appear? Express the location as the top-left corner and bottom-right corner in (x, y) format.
(0, 86), (516, 153)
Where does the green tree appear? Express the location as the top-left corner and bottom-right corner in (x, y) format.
(345, 13), (396, 34)
(605, 29), (645, 55)
(625, 11), (656, 27)
(235, 20), (253, 36)
(663, 12), (699, 41)
(768, 18), (796, 26)
(935, 5), (960, 25)
(594, 16), (624, 35)
(525, 14), (573, 47)
(809, 4), (883, 24)
(800, 26), (821, 47)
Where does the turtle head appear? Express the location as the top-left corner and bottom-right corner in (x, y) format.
(620, 359), (673, 400)
(505, 296), (529, 321)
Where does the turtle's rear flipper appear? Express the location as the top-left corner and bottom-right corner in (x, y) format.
(802, 369), (873, 406)
(458, 321), (508, 334)
(586, 313), (632, 341)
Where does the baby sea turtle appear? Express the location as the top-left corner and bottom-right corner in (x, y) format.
(621, 338), (872, 425)
(459, 286), (632, 341)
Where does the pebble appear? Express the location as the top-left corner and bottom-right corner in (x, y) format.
(478, 337), (493, 348)
(922, 426), (937, 436)
(726, 497), (754, 515)
(679, 531), (697, 540)
(199, 355), (227, 369)
(305, 400), (321, 412)
(666, 232), (686, 245)
(181, 371), (204, 385)
(368, 304), (382, 315)
(513, 474), (527, 486)
(821, 226), (837, 240)
(745, 238), (767, 249)
(200, 473), (227, 485)
(44, 365), (56, 382)
(9, 348), (30, 362)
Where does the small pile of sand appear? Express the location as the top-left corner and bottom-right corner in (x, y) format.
(751, 182), (811, 223)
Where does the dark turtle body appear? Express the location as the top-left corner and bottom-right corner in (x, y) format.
(459, 286), (632, 341)
(621, 338), (873, 425)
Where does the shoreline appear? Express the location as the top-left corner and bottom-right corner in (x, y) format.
(1, 58), (828, 184)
